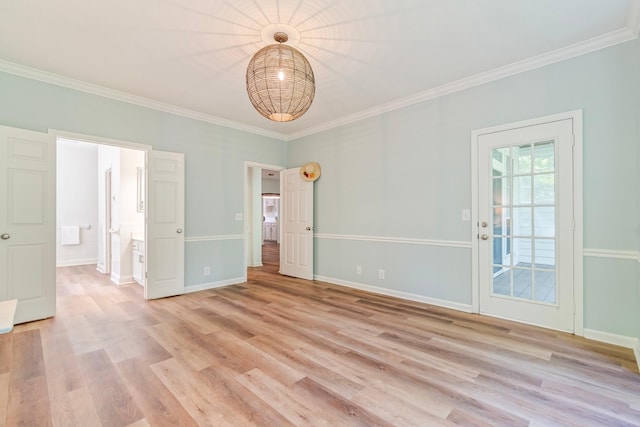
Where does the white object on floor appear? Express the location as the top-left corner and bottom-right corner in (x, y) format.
(0, 299), (17, 334)
(61, 225), (80, 245)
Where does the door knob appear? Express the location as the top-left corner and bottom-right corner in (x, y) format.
(480, 234), (488, 240)
(481, 221), (488, 228)
(306, 226), (311, 231)
(176, 228), (183, 234)
(0, 233), (9, 240)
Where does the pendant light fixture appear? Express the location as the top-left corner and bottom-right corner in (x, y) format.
(246, 32), (315, 122)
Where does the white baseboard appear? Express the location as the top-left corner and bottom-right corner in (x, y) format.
(314, 275), (473, 313)
(56, 258), (98, 267)
(584, 328), (640, 371)
(110, 273), (134, 286)
(185, 277), (246, 294)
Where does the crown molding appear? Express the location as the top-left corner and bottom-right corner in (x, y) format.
(0, 59), (288, 141)
(287, 26), (638, 141)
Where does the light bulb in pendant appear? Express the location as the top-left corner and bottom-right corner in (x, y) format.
(278, 70), (285, 81)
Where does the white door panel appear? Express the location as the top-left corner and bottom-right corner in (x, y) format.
(0, 125), (55, 323)
(145, 150), (185, 299)
(280, 168), (313, 280)
(477, 119), (574, 332)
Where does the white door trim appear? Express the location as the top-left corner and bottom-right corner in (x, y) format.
(243, 161), (285, 276)
(470, 110), (583, 336)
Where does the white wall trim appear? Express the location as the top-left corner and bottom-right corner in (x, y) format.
(584, 329), (640, 371)
(315, 233), (472, 249)
(184, 277), (245, 293)
(315, 275), (473, 313)
(56, 258), (99, 267)
(583, 248), (640, 263)
(0, 60), (287, 141)
(110, 273), (134, 286)
(185, 234), (244, 243)
(288, 28), (637, 141)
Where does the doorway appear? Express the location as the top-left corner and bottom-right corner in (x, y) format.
(56, 137), (146, 290)
(244, 162), (284, 275)
(471, 111), (583, 333)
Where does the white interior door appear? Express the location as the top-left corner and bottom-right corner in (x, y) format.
(280, 167), (314, 280)
(145, 150), (185, 299)
(477, 119), (575, 332)
(0, 125), (55, 323)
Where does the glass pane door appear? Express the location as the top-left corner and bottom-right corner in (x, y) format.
(491, 141), (557, 305)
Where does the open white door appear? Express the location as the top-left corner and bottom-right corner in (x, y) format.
(280, 167), (314, 280)
(145, 150), (185, 299)
(0, 125), (55, 323)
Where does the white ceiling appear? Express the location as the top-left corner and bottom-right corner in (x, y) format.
(1, 1), (638, 140)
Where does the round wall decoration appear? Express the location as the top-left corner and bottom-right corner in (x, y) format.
(300, 162), (321, 182)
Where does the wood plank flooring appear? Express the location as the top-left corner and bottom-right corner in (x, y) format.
(1, 245), (639, 426)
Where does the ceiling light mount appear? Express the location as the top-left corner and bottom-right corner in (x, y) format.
(246, 27), (315, 122)
(273, 32), (288, 43)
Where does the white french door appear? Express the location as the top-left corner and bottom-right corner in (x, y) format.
(476, 118), (576, 332)
(280, 167), (314, 280)
(0, 125), (55, 324)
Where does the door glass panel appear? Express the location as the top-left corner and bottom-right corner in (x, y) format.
(490, 140), (557, 305)
(513, 176), (531, 205)
(512, 207), (531, 236)
(534, 207), (555, 237)
(492, 148), (511, 176)
(534, 174), (554, 204)
(492, 178), (511, 205)
(534, 141), (555, 172)
(533, 239), (555, 269)
(493, 268), (511, 296)
(534, 269), (556, 303)
(513, 267), (533, 299)
(492, 207), (510, 236)
(514, 144), (532, 175)
(492, 237), (510, 266)
(513, 237), (532, 263)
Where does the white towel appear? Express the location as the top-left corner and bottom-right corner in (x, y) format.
(61, 226), (80, 245)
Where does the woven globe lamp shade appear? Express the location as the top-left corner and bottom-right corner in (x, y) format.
(246, 33), (315, 122)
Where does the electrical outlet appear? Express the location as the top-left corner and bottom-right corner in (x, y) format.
(204, 266), (211, 276)
(378, 269), (385, 279)
(235, 213), (243, 221)
(356, 265), (362, 275)
(461, 209), (471, 221)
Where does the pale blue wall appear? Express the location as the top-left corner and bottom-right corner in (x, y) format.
(1, 36), (639, 341)
(0, 71), (287, 289)
(289, 38), (640, 339)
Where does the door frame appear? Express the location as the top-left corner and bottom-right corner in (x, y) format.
(470, 110), (584, 335)
(51, 129), (150, 283)
(243, 161), (285, 275)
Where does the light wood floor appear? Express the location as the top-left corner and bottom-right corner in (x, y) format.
(1, 248), (639, 426)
